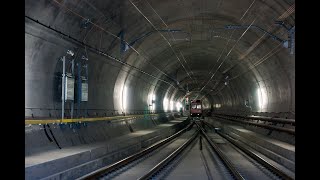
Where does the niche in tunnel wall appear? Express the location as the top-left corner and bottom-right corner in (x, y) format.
(176, 101), (182, 111)
(121, 83), (152, 114)
(147, 93), (156, 111)
(162, 97), (182, 112)
(163, 98), (169, 111)
(170, 100), (174, 111)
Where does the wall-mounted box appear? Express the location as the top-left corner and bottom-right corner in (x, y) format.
(64, 76), (75, 101)
(81, 82), (88, 101)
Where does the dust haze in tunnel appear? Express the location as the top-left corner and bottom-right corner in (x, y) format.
(25, 0), (295, 118)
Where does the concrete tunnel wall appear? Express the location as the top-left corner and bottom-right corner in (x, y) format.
(25, 0), (295, 119)
(25, 0), (166, 118)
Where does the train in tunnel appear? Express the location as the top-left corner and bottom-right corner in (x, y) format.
(190, 100), (203, 117)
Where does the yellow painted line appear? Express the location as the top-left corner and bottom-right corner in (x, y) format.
(25, 114), (159, 125)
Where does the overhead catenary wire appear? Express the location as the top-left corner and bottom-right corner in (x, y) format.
(229, 43), (283, 80)
(191, 31), (234, 99)
(128, 0), (195, 84)
(51, 0), (182, 87)
(82, 0), (121, 28)
(48, 0), (291, 99)
(208, 44), (283, 100)
(220, 3), (295, 78)
(144, 0), (197, 84)
(198, 18), (256, 96)
(203, 42), (283, 101)
(191, 29), (235, 100)
(144, 0), (199, 87)
(179, 51), (197, 81)
(177, 0), (195, 41)
(240, 0), (256, 20)
(25, 15), (179, 90)
(193, 0), (258, 98)
(277, 3), (295, 20)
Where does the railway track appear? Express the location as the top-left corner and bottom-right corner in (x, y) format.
(202, 121), (294, 180)
(78, 120), (294, 180)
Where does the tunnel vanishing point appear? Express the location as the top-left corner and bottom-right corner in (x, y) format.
(25, 0), (295, 179)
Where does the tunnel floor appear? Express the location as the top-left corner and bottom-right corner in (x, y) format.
(49, 118), (294, 180)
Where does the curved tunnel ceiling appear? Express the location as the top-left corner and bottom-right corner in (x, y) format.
(25, 0), (295, 117)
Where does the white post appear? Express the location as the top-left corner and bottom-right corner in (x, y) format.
(71, 59), (74, 119)
(61, 56), (65, 120)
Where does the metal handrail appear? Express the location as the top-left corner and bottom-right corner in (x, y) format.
(213, 113), (295, 125)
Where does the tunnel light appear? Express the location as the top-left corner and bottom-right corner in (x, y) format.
(148, 93), (156, 111)
(214, 104), (221, 108)
(163, 98), (169, 111)
(176, 102), (182, 110)
(257, 88), (267, 111)
(151, 94), (155, 111)
(170, 101), (174, 111)
(122, 85), (128, 112)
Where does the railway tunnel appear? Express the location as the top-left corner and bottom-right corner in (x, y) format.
(25, 0), (295, 179)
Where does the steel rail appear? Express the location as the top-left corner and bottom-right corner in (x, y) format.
(137, 129), (199, 180)
(213, 115), (295, 135)
(213, 113), (295, 125)
(77, 120), (193, 179)
(203, 121), (294, 180)
(195, 121), (245, 180)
